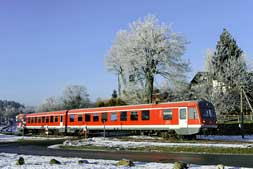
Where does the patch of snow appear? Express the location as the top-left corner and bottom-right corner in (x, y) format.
(61, 137), (253, 149)
(0, 153), (248, 169)
(0, 134), (69, 143)
(197, 135), (253, 142)
(128, 135), (163, 140)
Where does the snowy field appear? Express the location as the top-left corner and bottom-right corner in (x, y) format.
(0, 153), (249, 169)
(197, 135), (253, 142)
(0, 133), (69, 143)
(61, 136), (253, 149)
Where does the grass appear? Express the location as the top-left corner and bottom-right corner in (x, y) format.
(59, 144), (253, 155)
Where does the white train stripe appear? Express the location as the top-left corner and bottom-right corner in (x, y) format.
(22, 124), (203, 130)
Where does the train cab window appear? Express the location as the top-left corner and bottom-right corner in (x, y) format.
(142, 110), (150, 120)
(120, 111), (127, 121)
(163, 109), (173, 120)
(70, 114), (75, 122)
(55, 116), (58, 122)
(38, 117), (41, 123)
(102, 112), (108, 122)
(78, 114), (83, 122)
(85, 113), (91, 122)
(50, 116), (54, 123)
(93, 113), (99, 122)
(111, 112), (117, 121)
(60, 116), (63, 122)
(28, 117), (31, 123)
(189, 108), (198, 119)
(46, 117), (49, 123)
(130, 111), (138, 121)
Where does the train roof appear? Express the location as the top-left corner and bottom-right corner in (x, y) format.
(21, 100), (206, 116)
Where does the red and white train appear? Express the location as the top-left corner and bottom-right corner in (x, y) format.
(17, 100), (217, 136)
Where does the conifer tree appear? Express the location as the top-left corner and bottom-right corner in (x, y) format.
(211, 28), (248, 115)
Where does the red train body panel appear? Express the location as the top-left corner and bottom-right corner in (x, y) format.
(16, 100), (217, 135)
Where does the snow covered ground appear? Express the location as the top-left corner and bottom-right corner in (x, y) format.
(0, 152), (248, 169)
(61, 136), (253, 149)
(197, 135), (253, 142)
(0, 133), (69, 143)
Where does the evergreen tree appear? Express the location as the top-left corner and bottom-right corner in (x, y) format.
(213, 28), (247, 87)
(211, 28), (248, 115)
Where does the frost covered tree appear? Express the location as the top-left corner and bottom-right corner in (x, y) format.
(36, 97), (63, 112)
(212, 29), (249, 114)
(106, 15), (190, 103)
(195, 29), (250, 115)
(62, 85), (90, 109)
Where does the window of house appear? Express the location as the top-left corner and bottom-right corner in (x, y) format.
(85, 113), (91, 122)
(142, 110), (150, 120)
(130, 111), (138, 121)
(111, 112), (117, 121)
(189, 108), (198, 119)
(102, 112), (108, 122)
(70, 114), (75, 122)
(163, 109), (173, 120)
(78, 114), (83, 122)
(93, 113), (99, 122)
(120, 111), (127, 121)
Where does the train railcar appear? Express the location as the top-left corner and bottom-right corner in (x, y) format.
(16, 100), (217, 136)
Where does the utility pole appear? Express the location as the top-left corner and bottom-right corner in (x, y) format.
(240, 87), (244, 139)
(103, 120), (106, 140)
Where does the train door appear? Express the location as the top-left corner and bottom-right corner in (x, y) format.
(179, 107), (188, 128)
(60, 115), (63, 127)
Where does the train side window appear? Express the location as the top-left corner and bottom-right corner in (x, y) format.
(70, 114), (75, 122)
(55, 116), (58, 122)
(120, 111), (127, 121)
(28, 117), (31, 123)
(31, 117), (34, 123)
(130, 111), (138, 121)
(50, 116), (54, 123)
(189, 108), (198, 119)
(60, 116), (63, 122)
(163, 109), (173, 120)
(42, 117), (45, 123)
(93, 113), (99, 122)
(78, 114), (83, 122)
(111, 112), (117, 121)
(34, 117), (37, 123)
(102, 112), (108, 122)
(142, 110), (150, 120)
(85, 113), (91, 122)
(38, 117), (41, 123)
(46, 117), (49, 123)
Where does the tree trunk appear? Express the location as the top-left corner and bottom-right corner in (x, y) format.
(145, 74), (154, 104)
(117, 73), (121, 97)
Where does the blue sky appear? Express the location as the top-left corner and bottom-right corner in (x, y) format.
(0, 0), (252, 106)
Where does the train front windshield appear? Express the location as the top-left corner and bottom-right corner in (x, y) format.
(199, 101), (216, 120)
